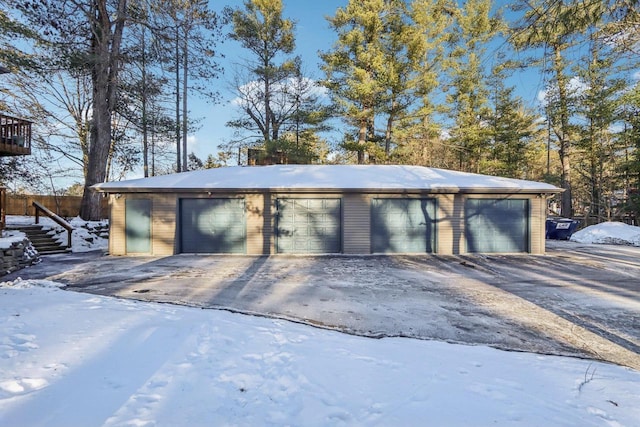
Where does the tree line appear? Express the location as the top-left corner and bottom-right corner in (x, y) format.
(1, 0), (222, 219)
(0, 0), (638, 222)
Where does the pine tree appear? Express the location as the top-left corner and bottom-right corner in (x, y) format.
(228, 0), (296, 145)
(573, 34), (628, 222)
(619, 83), (640, 220)
(511, 0), (605, 216)
(320, 0), (388, 164)
(444, 0), (501, 173)
(488, 69), (545, 180)
(391, 0), (454, 167)
(375, 0), (423, 160)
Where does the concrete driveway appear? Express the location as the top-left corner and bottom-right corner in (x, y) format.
(4, 241), (639, 370)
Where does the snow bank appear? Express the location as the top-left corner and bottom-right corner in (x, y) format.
(57, 216), (109, 252)
(0, 230), (28, 250)
(0, 230), (40, 270)
(571, 221), (640, 246)
(6, 215), (108, 253)
(1, 282), (639, 426)
(0, 278), (64, 289)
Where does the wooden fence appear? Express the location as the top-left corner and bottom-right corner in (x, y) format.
(5, 194), (109, 219)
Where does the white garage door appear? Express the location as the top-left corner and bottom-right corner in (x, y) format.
(180, 198), (246, 254)
(276, 198), (342, 254)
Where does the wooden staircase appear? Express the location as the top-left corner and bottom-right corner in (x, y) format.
(6, 225), (70, 255)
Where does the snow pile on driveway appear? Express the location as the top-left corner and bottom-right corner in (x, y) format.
(1, 279), (639, 427)
(571, 221), (640, 246)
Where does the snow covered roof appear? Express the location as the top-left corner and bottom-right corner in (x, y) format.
(92, 165), (561, 194)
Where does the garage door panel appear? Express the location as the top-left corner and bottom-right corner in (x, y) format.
(125, 199), (151, 254)
(371, 198), (436, 253)
(465, 199), (528, 253)
(276, 198), (342, 254)
(306, 199), (325, 210)
(180, 198), (246, 254)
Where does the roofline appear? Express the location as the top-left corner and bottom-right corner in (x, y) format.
(92, 186), (563, 195)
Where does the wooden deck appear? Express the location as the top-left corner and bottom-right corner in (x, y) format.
(0, 113), (31, 156)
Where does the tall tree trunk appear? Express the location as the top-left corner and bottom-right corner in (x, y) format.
(141, 27), (149, 177)
(175, 27), (181, 172)
(264, 62), (271, 143)
(182, 31), (188, 172)
(358, 119), (367, 164)
(385, 112), (394, 159)
(553, 44), (572, 217)
(80, 0), (127, 221)
(385, 94), (400, 160)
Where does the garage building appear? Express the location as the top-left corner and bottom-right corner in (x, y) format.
(93, 165), (561, 256)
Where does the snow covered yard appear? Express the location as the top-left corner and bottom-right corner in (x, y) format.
(1, 279), (639, 427)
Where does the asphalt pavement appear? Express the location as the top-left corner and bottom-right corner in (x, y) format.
(3, 241), (639, 370)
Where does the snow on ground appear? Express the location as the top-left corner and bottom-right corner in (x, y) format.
(571, 221), (640, 247)
(0, 229), (40, 268)
(6, 215), (108, 252)
(0, 229), (29, 250)
(0, 279), (639, 427)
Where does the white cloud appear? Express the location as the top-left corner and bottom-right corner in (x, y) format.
(230, 77), (328, 109)
(187, 134), (198, 151)
(537, 89), (548, 106)
(537, 76), (588, 107)
(568, 76), (588, 94)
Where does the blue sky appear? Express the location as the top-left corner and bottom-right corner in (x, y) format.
(15, 0), (636, 190)
(177, 0), (632, 166)
(189, 0), (348, 163)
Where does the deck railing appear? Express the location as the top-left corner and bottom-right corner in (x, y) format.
(0, 113), (32, 156)
(0, 187), (5, 230)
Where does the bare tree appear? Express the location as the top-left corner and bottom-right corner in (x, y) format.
(150, 0), (223, 172)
